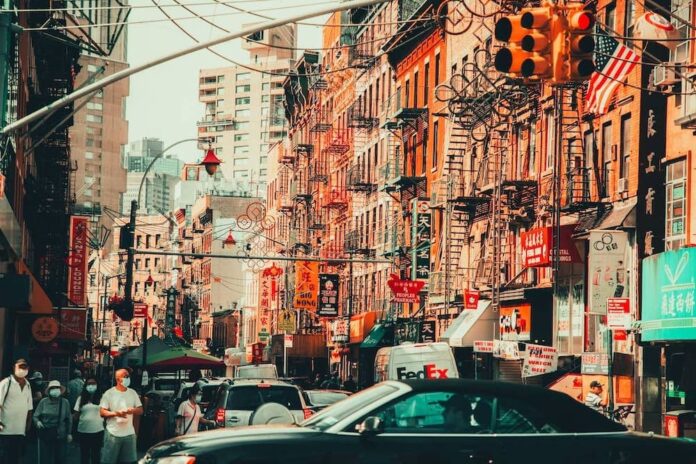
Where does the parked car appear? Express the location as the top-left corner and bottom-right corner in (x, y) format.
(146, 376), (183, 403)
(303, 389), (351, 413)
(173, 379), (229, 412)
(233, 364), (278, 380)
(202, 379), (311, 428)
(374, 342), (459, 382)
(142, 379), (696, 464)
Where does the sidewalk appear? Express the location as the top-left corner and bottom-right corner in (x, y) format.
(22, 438), (146, 464)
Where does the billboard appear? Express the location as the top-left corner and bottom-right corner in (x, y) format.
(588, 230), (629, 314)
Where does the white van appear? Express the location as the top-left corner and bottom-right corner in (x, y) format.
(233, 363), (279, 380)
(374, 342), (459, 382)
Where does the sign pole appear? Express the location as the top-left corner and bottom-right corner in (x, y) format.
(283, 330), (288, 378)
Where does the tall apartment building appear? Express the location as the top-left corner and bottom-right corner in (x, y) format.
(197, 24), (296, 193)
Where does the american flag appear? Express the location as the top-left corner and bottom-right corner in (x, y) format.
(586, 27), (641, 115)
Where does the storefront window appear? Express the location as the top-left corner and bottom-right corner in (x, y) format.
(556, 271), (584, 355)
(666, 159), (687, 251)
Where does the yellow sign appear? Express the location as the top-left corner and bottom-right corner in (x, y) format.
(293, 261), (319, 310)
(278, 310), (296, 332)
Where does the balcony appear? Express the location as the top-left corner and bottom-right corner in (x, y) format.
(348, 40), (377, 70)
(320, 244), (345, 260)
(344, 230), (375, 257)
(346, 164), (376, 193)
(378, 156), (426, 194)
(322, 128), (351, 155)
(310, 109), (332, 133)
(292, 139), (314, 156)
(323, 188), (349, 210)
(348, 98), (378, 129)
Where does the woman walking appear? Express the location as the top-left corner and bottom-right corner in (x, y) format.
(73, 377), (104, 464)
(33, 380), (72, 464)
(175, 385), (215, 436)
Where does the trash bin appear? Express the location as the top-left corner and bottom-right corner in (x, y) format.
(664, 410), (696, 438)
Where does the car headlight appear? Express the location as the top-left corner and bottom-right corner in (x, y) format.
(140, 456), (196, 464)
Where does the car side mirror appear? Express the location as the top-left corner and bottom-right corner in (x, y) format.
(356, 416), (384, 436)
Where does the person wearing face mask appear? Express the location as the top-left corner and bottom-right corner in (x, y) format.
(175, 384), (214, 436)
(0, 358), (34, 463)
(99, 369), (143, 464)
(74, 377), (104, 464)
(33, 380), (72, 464)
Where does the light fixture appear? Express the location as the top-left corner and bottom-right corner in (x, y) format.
(145, 273), (154, 287)
(223, 229), (236, 248)
(200, 146), (222, 176)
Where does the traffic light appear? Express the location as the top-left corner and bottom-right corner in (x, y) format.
(494, 7), (554, 80)
(566, 7), (595, 81)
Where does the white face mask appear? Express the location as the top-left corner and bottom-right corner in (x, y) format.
(49, 389), (61, 398)
(86, 385), (97, 394)
(121, 377), (131, 388)
(195, 394), (203, 403)
(15, 368), (28, 379)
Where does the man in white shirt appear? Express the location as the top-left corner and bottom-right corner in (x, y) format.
(100, 369), (143, 464)
(0, 358), (34, 464)
(584, 380), (608, 413)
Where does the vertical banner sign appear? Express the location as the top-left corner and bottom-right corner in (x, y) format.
(420, 320), (436, 343)
(411, 199), (431, 281)
(165, 287), (178, 331)
(318, 274), (340, 317)
(588, 231), (629, 314)
(293, 261), (319, 310)
(521, 227), (550, 267)
(522, 344), (559, 378)
(258, 269), (272, 342)
(67, 216), (89, 306)
(607, 298), (631, 329)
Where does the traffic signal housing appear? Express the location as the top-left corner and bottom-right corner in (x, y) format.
(566, 8), (595, 81)
(494, 7), (555, 80)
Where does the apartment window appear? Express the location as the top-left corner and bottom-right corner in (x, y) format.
(86, 114), (102, 124)
(421, 127), (428, 174)
(234, 133), (248, 142)
(145, 258), (150, 267)
(236, 97), (250, 105)
(236, 84), (250, 93)
(545, 111), (555, 170)
(217, 88), (225, 96)
(146, 235), (152, 248)
(624, 0), (635, 39)
(235, 109), (251, 119)
(666, 159), (687, 250)
(260, 144), (269, 153)
(514, 124), (523, 177)
(671, 0), (691, 63)
(261, 83), (270, 92)
(217, 75), (225, 83)
(605, 2), (616, 32)
(528, 121), (537, 174)
(424, 62), (430, 105)
(260, 156), (268, 165)
(234, 146), (249, 155)
(236, 72), (251, 81)
(85, 151), (94, 159)
(413, 71), (419, 108)
(87, 64), (99, 73)
(234, 158), (249, 166)
(434, 52), (441, 85)
(260, 169), (267, 177)
(432, 120), (439, 169)
(234, 170), (249, 179)
(262, 95), (270, 103)
(135, 282), (140, 294)
(601, 122), (612, 197)
(619, 114), (631, 180)
(235, 121), (250, 130)
(404, 79), (410, 108)
(87, 102), (103, 111)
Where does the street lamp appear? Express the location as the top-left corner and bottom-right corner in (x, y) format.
(200, 147), (222, 176)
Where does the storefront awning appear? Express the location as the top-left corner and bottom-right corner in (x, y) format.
(597, 197), (637, 229)
(360, 324), (394, 348)
(441, 299), (495, 347)
(15, 260), (53, 314)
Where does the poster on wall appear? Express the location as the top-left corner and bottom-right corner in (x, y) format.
(588, 230), (630, 314)
(499, 303), (531, 341)
(522, 344), (558, 378)
(318, 274), (339, 317)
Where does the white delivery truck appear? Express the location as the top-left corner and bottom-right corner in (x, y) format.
(374, 342), (459, 382)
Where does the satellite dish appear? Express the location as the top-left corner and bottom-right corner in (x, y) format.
(249, 403), (296, 426)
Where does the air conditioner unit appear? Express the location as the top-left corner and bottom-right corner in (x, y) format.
(617, 177), (628, 194)
(654, 64), (679, 87)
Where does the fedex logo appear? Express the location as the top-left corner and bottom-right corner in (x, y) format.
(396, 364), (449, 380)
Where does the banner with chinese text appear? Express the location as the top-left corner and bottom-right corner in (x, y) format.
(318, 274), (339, 317)
(67, 216), (90, 306)
(411, 199), (431, 281)
(293, 261), (319, 310)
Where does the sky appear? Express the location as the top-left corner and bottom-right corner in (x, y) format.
(124, 1), (326, 163)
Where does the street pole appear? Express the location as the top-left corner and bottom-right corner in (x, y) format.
(283, 330), (288, 377)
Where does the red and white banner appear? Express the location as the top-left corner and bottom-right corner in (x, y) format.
(134, 303), (148, 319)
(464, 289), (480, 309)
(473, 340), (494, 353)
(67, 216), (90, 306)
(387, 274), (425, 303)
(607, 297), (631, 329)
(58, 308), (87, 341)
(522, 343), (558, 378)
(521, 225), (582, 267)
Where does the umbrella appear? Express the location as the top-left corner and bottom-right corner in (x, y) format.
(143, 346), (224, 369)
(126, 336), (173, 364)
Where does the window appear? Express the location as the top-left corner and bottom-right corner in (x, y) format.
(235, 121), (250, 130)
(233, 158), (249, 166)
(261, 95), (270, 103)
(405, 79), (410, 108)
(619, 114), (631, 180)
(85, 151), (94, 160)
(235, 109), (251, 119)
(87, 102), (103, 111)
(666, 159), (687, 250)
(236, 85), (250, 93)
(671, 0), (691, 63)
(424, 62), (430, 105)
(432, 120), (439, 169)
(413, 71), (419, 107)
(236, 97), (250, 105)
(260, 169), (267, 177)
(217, 75), (225, 83)
(601, 122), (612, 197)
(260, 156), (268, 165)
(234, 146), (249, 155)
(514, 124), (523, 177)
(86, 114), (102, 124)
(234, 133), (248, 142)
(545, 111), (555, 170)
(528, 121), (537, 174)
(236, 72), (251, 81)
(234, 170), (249, 179)
(217, 88), (225, 96)
(624, 0), (635, 39)
(605, 2), (616, 32)
(434, 52), (441, 85)
(261, 83), (270, 92)
(225, 386), (302, 411)
(421, 127), (428, 174)
(87, 64), (99, 73)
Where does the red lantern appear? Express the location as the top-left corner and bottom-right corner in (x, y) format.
(145, 274), (154, 286)
(200, 148), (222, 175)
(223, 230), (236, 248)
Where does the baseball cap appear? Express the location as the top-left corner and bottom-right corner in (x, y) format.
(14, 358), (28, 368)
(590, 380), (603, 388)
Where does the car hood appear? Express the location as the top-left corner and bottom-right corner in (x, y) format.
(146, 425), (320, 458)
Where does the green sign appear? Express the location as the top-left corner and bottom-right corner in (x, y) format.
(641, 248), (696, 341)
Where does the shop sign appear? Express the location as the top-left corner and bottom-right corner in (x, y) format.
(607, 298), (631, 329)
(521, 226), (581, 267)
(284, 334), (293, 348)
(420, 320), (435, 343)
(395, 320), (421, 345)
(278, 309), (296, 332)
(192, 339), (207, 352)
(522, 344), (558, 378)
(32, 316), (59, 343)
(67, 216), (90, 307)
(293, 261), (319, 310)
(581, 352), (610, 375)
(464, 289), (479, 309)
(411, 199), (431, 281)
(165, 287), (178, 330)
(134, 303), (148, 319)
(57, 308), (87, 341)
(493, 340), (520, 360)
(331, 318), (349, 343)
(473, 340), (494, 353)
(387, 274), (425, 303)
(318, 274), (339, 317)
(588, 230), (630, 314)
(641, 248), (696, 341)
(499, 303), (531, 341)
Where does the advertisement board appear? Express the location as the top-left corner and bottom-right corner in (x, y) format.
(607, 298), (631, 330)
(387, 274), (425, 303)
(318, 274), (339, 317)
(499, 303), (531, 341)
(493, 340), (520, 360)
(411, 199), (431, 281)
(522, 344), (558, 378)
(58, 308), (87, 341)
(588, 230), (629, 314)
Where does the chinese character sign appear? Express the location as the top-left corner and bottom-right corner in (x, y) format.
(420, 320), (435, 343)
(521, 226), (581, 267)
(318, 274), (340, 317)
(411, 199), (431, 281)
(293, 261), (319, 311)
(588, 231), (629, 314)
(641, 248), (696, 341)
(67, 216), (90, 306)
(165, 287), (178, 330)
(58, 308), (87, 341)
(387, 274), (425, 303)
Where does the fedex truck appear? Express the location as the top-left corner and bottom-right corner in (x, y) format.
(374, 342), (459, 382)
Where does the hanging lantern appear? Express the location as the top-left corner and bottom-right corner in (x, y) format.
(200, 148), (222, 176)
(145, 274), (154, 287)
(223, 229), (236, 248)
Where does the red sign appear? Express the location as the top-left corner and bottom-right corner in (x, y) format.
(473, 340), (494, 353)
(607, 297), (631, 329)
(387, 274), (425, 303)
(464, 289), (480, 309)
(32, 316), (59, 343)
(521, 225), (582, 267)
(67, 216), (90, 306)
(134, 303), (148, 319)
(58, 309), (87, 341)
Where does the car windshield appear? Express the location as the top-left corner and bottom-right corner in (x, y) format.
(307, 391), (349, 406)
(236, 366), (277, 378)
(226, 385), (302, 411)
(302, 383), (399, 431)
(154, 379), (179, 391)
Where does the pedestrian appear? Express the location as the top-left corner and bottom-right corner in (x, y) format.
(175, 385), (215, 436)
(99, 368), (143, 464)
(584, 380), (608, 413)
(34, 380), (72, 464)
(67, 369), (85, 408)
(342, 374), (357, 393)
(0, 358), (34, 464)
(312, 373), (322, 389)
(327, 373), (341, 390)
(74, 377), (104, 464)
(29, 371), (45, 409)
(319, 374), (331, 389)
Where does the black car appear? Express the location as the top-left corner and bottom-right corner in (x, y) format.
(140, 379), (696, 464)
(303, 389), (351, 412)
